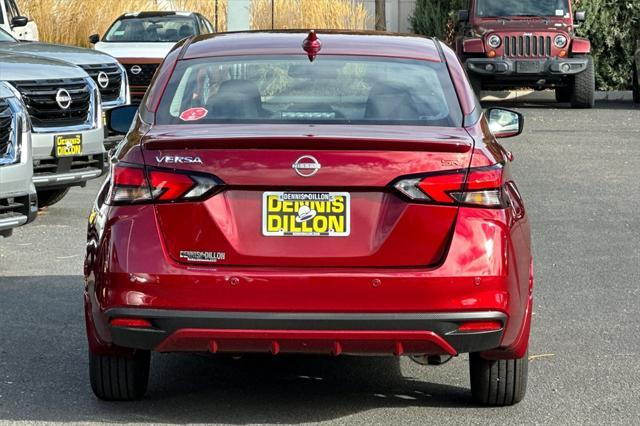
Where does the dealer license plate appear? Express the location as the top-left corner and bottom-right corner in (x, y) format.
(55, 134), (82, 157)
(262, 192), (350, 237)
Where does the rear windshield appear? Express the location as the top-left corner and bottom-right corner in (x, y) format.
(477, 0), (570, 17)
(104, 16), (197, 42)
(155, 55), (463, 127)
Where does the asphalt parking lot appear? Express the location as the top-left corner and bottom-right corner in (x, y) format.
(0, 99), (639, 425)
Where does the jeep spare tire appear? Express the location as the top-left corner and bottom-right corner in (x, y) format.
(570, 57), (595, 109)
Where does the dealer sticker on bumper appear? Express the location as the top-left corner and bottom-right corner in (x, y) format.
(262, 192), (350, 237)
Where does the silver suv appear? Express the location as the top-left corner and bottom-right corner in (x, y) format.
(0, 28), (129, 113)
(0, 81), (37, 237)
(0, 51), (105, 208)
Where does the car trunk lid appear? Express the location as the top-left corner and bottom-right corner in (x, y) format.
(142, 125), (474, 268)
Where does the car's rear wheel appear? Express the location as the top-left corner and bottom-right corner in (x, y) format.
(570, 56), (595, 109)
(89, 350), (150, 401)
(469, 352), (528, 406)
(633, 62), (640, 104)
(36, 188), (70, 209)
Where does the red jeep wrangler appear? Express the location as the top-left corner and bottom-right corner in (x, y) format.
(456, 0), (595, 108)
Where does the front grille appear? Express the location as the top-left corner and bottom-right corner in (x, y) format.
(80, 63), (122, 102)
(10, 79), (91, 128)
(0, 99), (12, 158)
(504, 35), (552, 58)
(34, 154), (103, 176)
(124, 63), (159, 87)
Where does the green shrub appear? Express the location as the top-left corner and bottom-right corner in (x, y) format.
(574, 0), (640, 90)
(411, 0), (640, 90)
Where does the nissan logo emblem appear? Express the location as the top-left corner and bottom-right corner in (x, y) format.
(55, 89), (72, 110)
(97, 71), (109, 88)
(130, 65), (142, 75)
(292, 155), (321, 177)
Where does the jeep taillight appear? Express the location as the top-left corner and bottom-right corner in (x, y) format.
(107, 163), (223, 205)
(393, 165), (508, 208)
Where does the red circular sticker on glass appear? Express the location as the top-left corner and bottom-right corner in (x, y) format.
(179, 107), (208, 122)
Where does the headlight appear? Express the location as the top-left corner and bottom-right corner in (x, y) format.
(0, 88), (29, 167)
(554, 35), (568, 48)
(487, 35), (502, 49)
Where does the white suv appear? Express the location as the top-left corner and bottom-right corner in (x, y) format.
(0, 81), (37, 237)
(1, 52), (105, 208)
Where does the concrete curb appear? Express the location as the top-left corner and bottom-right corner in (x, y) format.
(481, 90), (633, 102)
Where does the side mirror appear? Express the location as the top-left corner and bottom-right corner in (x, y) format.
(575, 11), (586, 22)
(11, 16), (28, 28)
(88, 34), (100, 44)
(487, 108), (523, 138)
(106, 105), (139, 135)
(458, 10), (469, 22)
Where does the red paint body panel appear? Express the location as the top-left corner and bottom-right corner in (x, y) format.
(85, 31), (533, 362)
(184, 31), (443, 63)
(571, 38), (591, 54)
(463, 38), (485, 54)
(441, 44), (478, 116)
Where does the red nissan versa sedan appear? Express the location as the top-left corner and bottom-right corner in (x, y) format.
(85, 30), (533, 405)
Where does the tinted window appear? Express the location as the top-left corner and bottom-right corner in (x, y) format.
(156, 55), (463, 127)
(104, 16), (198, 42)
(477, 0), (570, 17)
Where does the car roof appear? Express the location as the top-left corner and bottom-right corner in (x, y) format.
(182, 30), (444, 62)
(120, 11), (197, 19)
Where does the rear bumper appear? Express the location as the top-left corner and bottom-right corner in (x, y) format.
(105, 308), (505, 355)
(85, 206), (533, 357)
(466, 57), (589, 77)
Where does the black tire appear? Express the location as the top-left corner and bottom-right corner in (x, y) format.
(469, 352), (528, 406)
(36, 188), (70, 209)
(469, 74), (482, 99)
(570, 56), (595, 109)
(555, 85), (572, 103)
(89, 350), (150, 401)
(633, 63), (639, 104)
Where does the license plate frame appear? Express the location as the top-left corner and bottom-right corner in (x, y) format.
(516, 61), (541, 74)
(262, 191), (351, 237)
(54, 134), (83, 157)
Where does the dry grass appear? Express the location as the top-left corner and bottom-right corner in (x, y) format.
(251, 0), (370, 30)
(16, 0), (368, 47)
(16, 0), (228, 47)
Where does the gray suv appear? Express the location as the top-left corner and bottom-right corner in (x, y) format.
(0, 51), (105, 208)
(0, 81), (37, 237)
(0, 27), (129, 112)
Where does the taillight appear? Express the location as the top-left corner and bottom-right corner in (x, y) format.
(107, 163), (222, 205)
(109, 164), (152, 203)
(393, 165), (507, 208)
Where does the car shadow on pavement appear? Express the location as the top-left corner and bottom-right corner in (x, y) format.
(0, 275), (478, 424)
